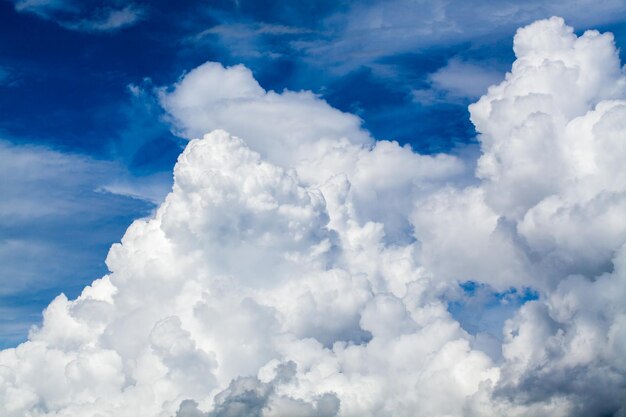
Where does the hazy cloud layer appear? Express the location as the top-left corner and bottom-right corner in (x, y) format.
(296, 0), (626, 73)
(1, 17), (625, 417)
(0, 140), (155, 346)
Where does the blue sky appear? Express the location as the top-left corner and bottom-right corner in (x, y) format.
(1, 0), (626, 348)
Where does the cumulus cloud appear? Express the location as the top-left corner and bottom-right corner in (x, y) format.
(470, 17), (626, 280)
(175, 361), (340, 417)
(1, 16), (626, 417)
(159, 61), (464, 243)
(159, 62), (373, 168)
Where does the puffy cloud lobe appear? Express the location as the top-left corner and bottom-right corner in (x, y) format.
(469, 16), (626, 282)
(160, 64), (464, 243)
(161, 131), (335, 283)
(2, 16), (626, 417)
(496, 245), (626, 417)
(159, 62), (373, 170)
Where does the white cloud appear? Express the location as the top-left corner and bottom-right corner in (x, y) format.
(160, 61), (464, 243)
(159, 62), (373, 170)
(1, 16), (626, 417)
(430, 59), (504, 100)
(470, 16), (626, 280)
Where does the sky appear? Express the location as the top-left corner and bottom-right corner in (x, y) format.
(1, 1), (626, 416)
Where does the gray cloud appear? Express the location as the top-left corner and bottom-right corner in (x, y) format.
(175, 362), (340, 417)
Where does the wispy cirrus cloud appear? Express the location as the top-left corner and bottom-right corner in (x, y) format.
(297, 0), (626, 73)
(0, 66), (19, 87)
(12, 0), (146, 32)
(188, 21), (316, 60)
(0, 139), (156, 347)
(0, 66), (10, 84)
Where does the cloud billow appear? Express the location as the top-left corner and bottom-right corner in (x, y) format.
(175, 361), (340, 417)
(1, 17), (625, 417)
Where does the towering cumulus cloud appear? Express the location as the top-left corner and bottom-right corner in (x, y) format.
(1, 17), (625, 417)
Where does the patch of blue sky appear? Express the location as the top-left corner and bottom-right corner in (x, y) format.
(447, 280), (539, 360)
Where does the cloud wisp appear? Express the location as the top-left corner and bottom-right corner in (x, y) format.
(0, 140), (157, 347)
(412, 59), (505, 104)
(12, 0), (145, 32)
(1, 17), (625, 417)
(297, 0), (626, 74)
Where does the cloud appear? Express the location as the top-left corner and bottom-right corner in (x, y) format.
(0, 66), (13, 85)
(297, 0), (626, 74)
(412, 59), (505, 103)
(175, 361), (340, 417)
(62, 5), (145, 33)
(159, 61), (373, 169)
(159, 61), (464, 243)
(0, 65), (22, 88)
(1, 16), (626, 417)
(470, 17), (626, 279)
(189, 22), (314, 60)
(12, 0), (145, 32)
(13, 0), (68, 15)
